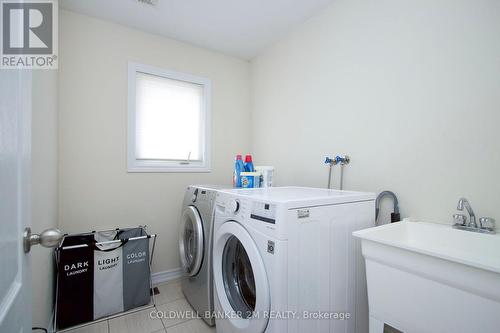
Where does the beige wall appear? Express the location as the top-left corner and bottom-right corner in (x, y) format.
(58, 10), (251, 273)
(251, 0), (500, 224)
(34, 2), (500, 326)
(32, 70), (58, 327)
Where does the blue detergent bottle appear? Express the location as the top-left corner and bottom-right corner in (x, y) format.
(233, 155), (245, 187)
(244, 155), (254, 172)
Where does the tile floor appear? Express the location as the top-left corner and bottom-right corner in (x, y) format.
(66, 279), (215, 333)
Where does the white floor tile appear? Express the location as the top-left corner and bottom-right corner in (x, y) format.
(108, 308), (164, 333)
(65, 320), (109, 333)
(166, 319), (216, 333)
(154, 280), (185, 305)
(156, 298), (197, 328)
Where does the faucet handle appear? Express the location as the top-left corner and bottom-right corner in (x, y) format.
(453, 214), (467, 226)
(479, 217), (495, 230)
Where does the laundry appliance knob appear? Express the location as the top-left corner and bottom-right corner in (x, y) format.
(229, 200), (240, 214)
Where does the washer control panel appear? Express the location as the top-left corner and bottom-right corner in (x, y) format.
(250, 202), (276, 224)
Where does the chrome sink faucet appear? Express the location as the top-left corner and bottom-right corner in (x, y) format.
(452, 197), (496, 234)
(457, 197), (477, 228)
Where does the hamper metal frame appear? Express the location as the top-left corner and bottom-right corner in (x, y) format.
(52, 225), (157, 333)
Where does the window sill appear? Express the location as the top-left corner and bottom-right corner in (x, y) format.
(127, 164), (211, 173)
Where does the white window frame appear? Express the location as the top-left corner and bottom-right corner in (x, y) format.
(127, 62), (212, 173)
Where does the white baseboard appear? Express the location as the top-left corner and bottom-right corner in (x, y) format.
(152, 267), (184, 285)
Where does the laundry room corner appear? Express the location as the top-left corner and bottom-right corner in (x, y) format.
(57, 10), (252, 276)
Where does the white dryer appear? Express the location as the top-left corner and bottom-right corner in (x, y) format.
(212, 187), (375, 333)
(179, 185), (227, 326)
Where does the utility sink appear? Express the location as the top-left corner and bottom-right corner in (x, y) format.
(353, 220), (500, 333)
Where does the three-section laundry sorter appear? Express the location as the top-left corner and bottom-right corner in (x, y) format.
(53, 226), (157, 332)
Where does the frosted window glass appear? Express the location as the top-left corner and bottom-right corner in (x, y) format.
(135, 72), (203, 161)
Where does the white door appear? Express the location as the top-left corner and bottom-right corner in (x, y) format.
(0, 69), (33, 333)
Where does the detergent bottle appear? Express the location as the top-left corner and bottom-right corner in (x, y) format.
(244, 155), (254, 172)
(233, 155), (245, 187)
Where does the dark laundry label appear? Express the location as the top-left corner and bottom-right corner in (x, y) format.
(56, 234), (94, 330)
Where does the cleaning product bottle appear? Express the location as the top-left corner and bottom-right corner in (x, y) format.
(244, 154), (254, 172)
(233, 155), (245, 187)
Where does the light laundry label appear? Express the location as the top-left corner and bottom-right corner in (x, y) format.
(93, 246), (124, 319)
(97, 256), (120, 270)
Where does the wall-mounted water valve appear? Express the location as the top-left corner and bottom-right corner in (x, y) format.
(325, 155), (350, 190)
(325, 155), (350, 166)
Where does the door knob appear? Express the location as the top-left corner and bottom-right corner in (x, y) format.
(23, 227), (63, 253)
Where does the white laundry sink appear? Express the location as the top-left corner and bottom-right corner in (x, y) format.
(353, 220), (500, 333)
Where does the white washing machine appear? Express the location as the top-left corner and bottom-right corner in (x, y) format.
(179, 185), (228, 326)
(212, 187), (375, 333)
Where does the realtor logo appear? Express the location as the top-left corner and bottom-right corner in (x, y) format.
(1, 0), (58, 69)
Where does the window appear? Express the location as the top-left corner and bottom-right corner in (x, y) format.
(128, 62), (211, 172)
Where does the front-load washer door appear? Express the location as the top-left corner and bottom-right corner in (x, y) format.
(179, 206), (204, 276)
(214, 221), (270, 333)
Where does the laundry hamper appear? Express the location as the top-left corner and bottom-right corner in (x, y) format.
(53, 226), (156, 331)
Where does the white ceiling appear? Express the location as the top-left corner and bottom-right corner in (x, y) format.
(60, 0), (333, 60)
